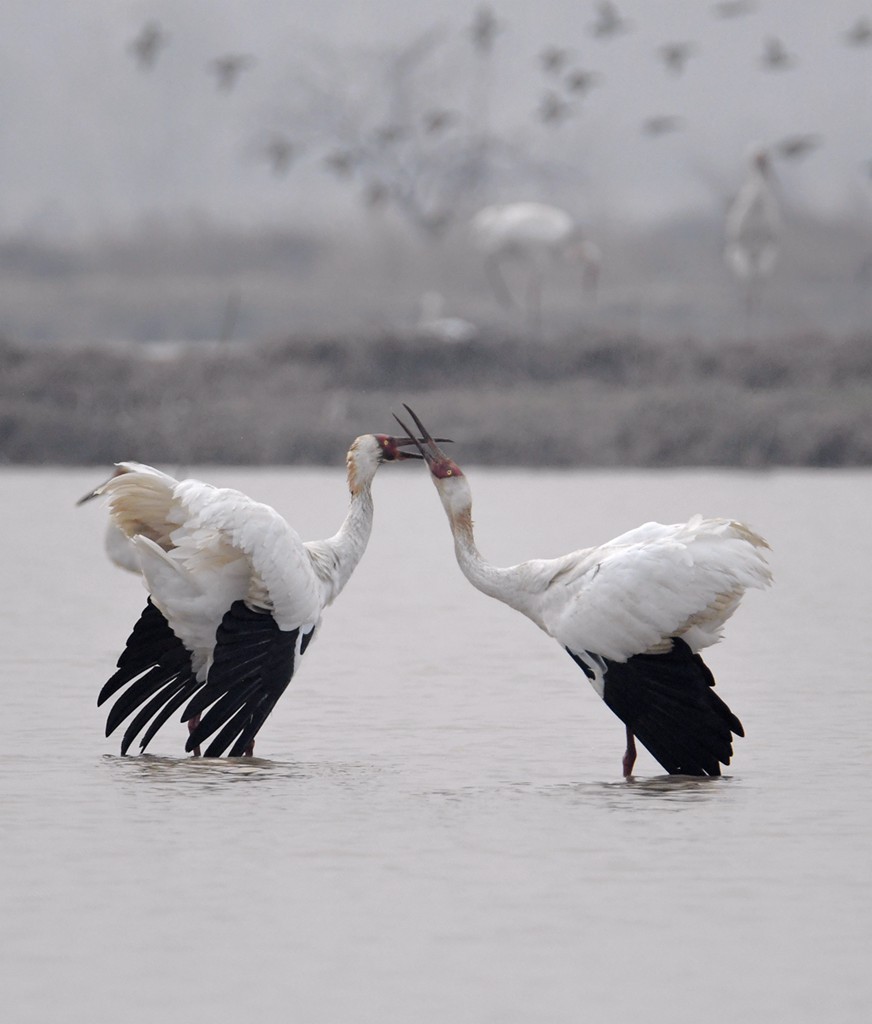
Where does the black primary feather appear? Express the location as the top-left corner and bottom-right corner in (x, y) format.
(98, 600), (199, 754)
(184, 601), (312, 758)
(567, 638), (744, 776)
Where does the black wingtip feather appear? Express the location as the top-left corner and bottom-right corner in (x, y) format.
(99, 602), (200, 753)
(568, 639), (744, 777)
(182, 601), (306, 757)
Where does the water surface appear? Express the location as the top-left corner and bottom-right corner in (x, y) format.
(1, 467), (869, 1022)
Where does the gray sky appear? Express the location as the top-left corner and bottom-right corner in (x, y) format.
(3, 0), (870, 240)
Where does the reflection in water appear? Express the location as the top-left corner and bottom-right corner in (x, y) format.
(422, 773), (732, 811)
(100, 752), (388, 792)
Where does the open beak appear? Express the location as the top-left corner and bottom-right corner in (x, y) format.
(392, 405), (448, 465)
(388, 432), (452, 461)
(391, 437), (425, 461)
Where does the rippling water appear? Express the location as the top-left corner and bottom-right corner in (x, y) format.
(2, 466), (869, 1023)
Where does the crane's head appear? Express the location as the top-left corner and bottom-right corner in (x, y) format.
(347, 431), (451, 492)
(391, 406), (464, 479)
(393, 405), (473, 526)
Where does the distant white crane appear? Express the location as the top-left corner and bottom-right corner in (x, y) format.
(88, 433), (432, 757)
(415, 292), (480, 344)
(470, 202), (601, 330)
(395, 406), (772, 778)
(724, 147), (781, 332)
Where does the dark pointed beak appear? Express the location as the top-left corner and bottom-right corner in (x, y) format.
(392, 437), (425, 461)
(392, 405), (449, 465)
(389, 433), (452, 461)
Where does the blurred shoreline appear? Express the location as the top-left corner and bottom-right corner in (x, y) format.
(2, 327), (870, 468)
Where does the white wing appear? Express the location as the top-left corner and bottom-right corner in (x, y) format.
(537, 516), (772, 663)
(98, 465), (325, 756)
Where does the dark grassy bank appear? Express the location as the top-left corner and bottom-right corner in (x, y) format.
(1, 330), (871, 467)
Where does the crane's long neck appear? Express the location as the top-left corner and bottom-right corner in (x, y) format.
(441, 489), (533, 619)
(316, 479), (375, 606)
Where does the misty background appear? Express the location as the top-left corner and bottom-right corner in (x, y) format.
(1, 1), (871, 466)
(2, 0), (870, 342)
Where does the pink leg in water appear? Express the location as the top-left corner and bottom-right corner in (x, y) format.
(622, 727), (637, 777)
(188, 715), (201, 757)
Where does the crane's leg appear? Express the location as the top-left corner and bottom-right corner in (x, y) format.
(622, 727), (637, 777)
(243, 740), (254, 757)
(188, 715), (201, 757)
(744, 278), (759, 340)
(485, 254), (515, 308)
(526, 269), (543, 337)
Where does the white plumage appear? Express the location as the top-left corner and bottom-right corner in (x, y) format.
(88, 434), (422, 757)
(470, 202), (601, 326)
(415, 292), (480, 344)
(397, 405), (772, 778)
(724, 147), (781, 326)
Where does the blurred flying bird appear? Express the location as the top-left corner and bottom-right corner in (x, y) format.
(362, 180), (390, 208)
(642, 115), (683, 137)
(724, 147), (781, 330)
(537, 91), (573, 125)
(324, 149), (357, 177)
(774, 133), (821, 161)
(128, 21), (169, 71)
(208, 54), (256, 91)
(539, 46), (573, 75)
(564, 68), (603, 95)
(262, 135), (297, 176)
(373, 124), (407, 146)
(469, 5), (502, 54)
(589, 2), (629, 38)
(713, 1), (757, 17)
(422, 109), (458, 135)
(88, 435), (438, 758)
(844, 18), (872, 46)
(657, 41), (696, 75)
(470, 202), (601, 329)
(760, 36), (796, 70)
(395, 406), (771, 778)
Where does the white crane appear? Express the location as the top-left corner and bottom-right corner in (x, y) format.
(724, 147), (781, 332)
(470, 202), (601, 331)
(415, 292), (480, 344)
(395, 406), (772, 778)
(88, 433), (431, 758)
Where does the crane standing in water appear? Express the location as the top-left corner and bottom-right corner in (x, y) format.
(395, 405), (771, 778)
(88, 432), (436, 758)
(470, 202), (601, 333)
(724, 148), (781, 335)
